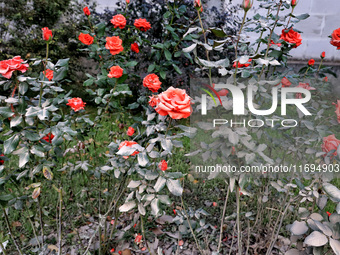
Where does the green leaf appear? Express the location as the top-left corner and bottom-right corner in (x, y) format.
(0, 107), (15, 118)
(160, 71), (166, 79)
(55, 58), (69, 67)
(4, 135), (19, 154)
(148, 64), (156, 73)
(10, 115), (22, 128)
(53, 67), (68, 81)
(166, 179), (183, 196)
(22, 131), (40, 141)
(172, 64), (182, 74)
(210, 28), (227, 38)
(125, 61), (138, 67)
(13, 147), (30, 168)
(119, 201), (136, 212)
(164, 49), (172, 61)
(152, 43), (164, 49)
(295, 13), (310, 20)
(84, 79), (94, 86)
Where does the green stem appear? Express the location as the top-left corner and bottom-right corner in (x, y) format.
(58, 187), (63, 255)
(197, 9), (212, 86)
(233, 11), (248, 84)
(258, 0), (283, 81)
(236, 183), (242, 253)
(37, 196), (45, 246)
(39, 42), (49, 108)
(317, 59), (324, 72)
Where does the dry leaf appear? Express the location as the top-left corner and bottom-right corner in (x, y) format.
(43, 167), (53, 180)
(32, 187), (41, 199)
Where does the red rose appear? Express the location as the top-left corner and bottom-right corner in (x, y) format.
(105, 36), (124, 55)
(42, 27), (52, 41)
(78, 33), (94, 45)
(330, 28), (340, 50)
(118, 141), (139, 159)
(333, 100), (340, 123)
(148, 95), (159, 107)
(143, 74), (162, 93)
(154, 87), (192, 119)
(295, 82), (315, 99)
(0, 56), (29, 79)
(217, 89), (229, 97)
(280, 28), (302, 48)
(280, 77), (292, 87)
(43, 69), (53, 81)
(327, 212), (331, 217)
(0, 154), (4, 165)
(291, 0), (297, 7)
(83, 6), (90, 16)
(158, 160), (168, 171)
(110, 248), (115, 253)
(110, 14), (126, 29)
(127, 127), (135, 136)
(108, 65), (123, 78)
(321, 51), (326, 59)
(308, 59), (315, 66)
(134, 234), (143, 244)
(126, 0), (130, 3)
(131, 43), (139, 53)
(233, 59), (252, 68)
(67, 98), (86, 112)
(134, 18), (151, 32)
(194, 0), (203, 12)
(322, 135), (340, 157)
(42, 133), (55, 143)
(323, 76), (328, 82)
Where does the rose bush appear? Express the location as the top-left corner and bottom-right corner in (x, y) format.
(1, 0), (340, 254)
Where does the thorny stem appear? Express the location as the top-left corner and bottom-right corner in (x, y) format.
(217, 183), (230, 252)
(233, 11), (248, 84)
(246, 219), (250, 255)
(180, 195), (205, 255)
(285, 6), (295, 29)
(317, 58), (324, 72)
(141, 216), (151, 254)
(258, 0), (283, 81)
(28, 216), (40, 249)
(98, 174), (102, 255)
(197, 9), (212, 87)
(58, 187), (63, 255)
(236, 183), (242, 254)
(105, 79), (118, 113)
(255, 8), (271, 54)
(37, 196), (45, 246)
(2, 208), (23, 255)
(39, 42), (49, 108)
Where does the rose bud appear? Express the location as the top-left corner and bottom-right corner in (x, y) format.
(321, 51), (326, 59)
(242, 0), (252, 12)
(291, 0), (297, 7)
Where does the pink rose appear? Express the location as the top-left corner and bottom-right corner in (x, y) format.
(333, 100), (340, 123)
(154, 87), (192, 119)
(295, 82), (315, 99)
(322, 135), (340, 157)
